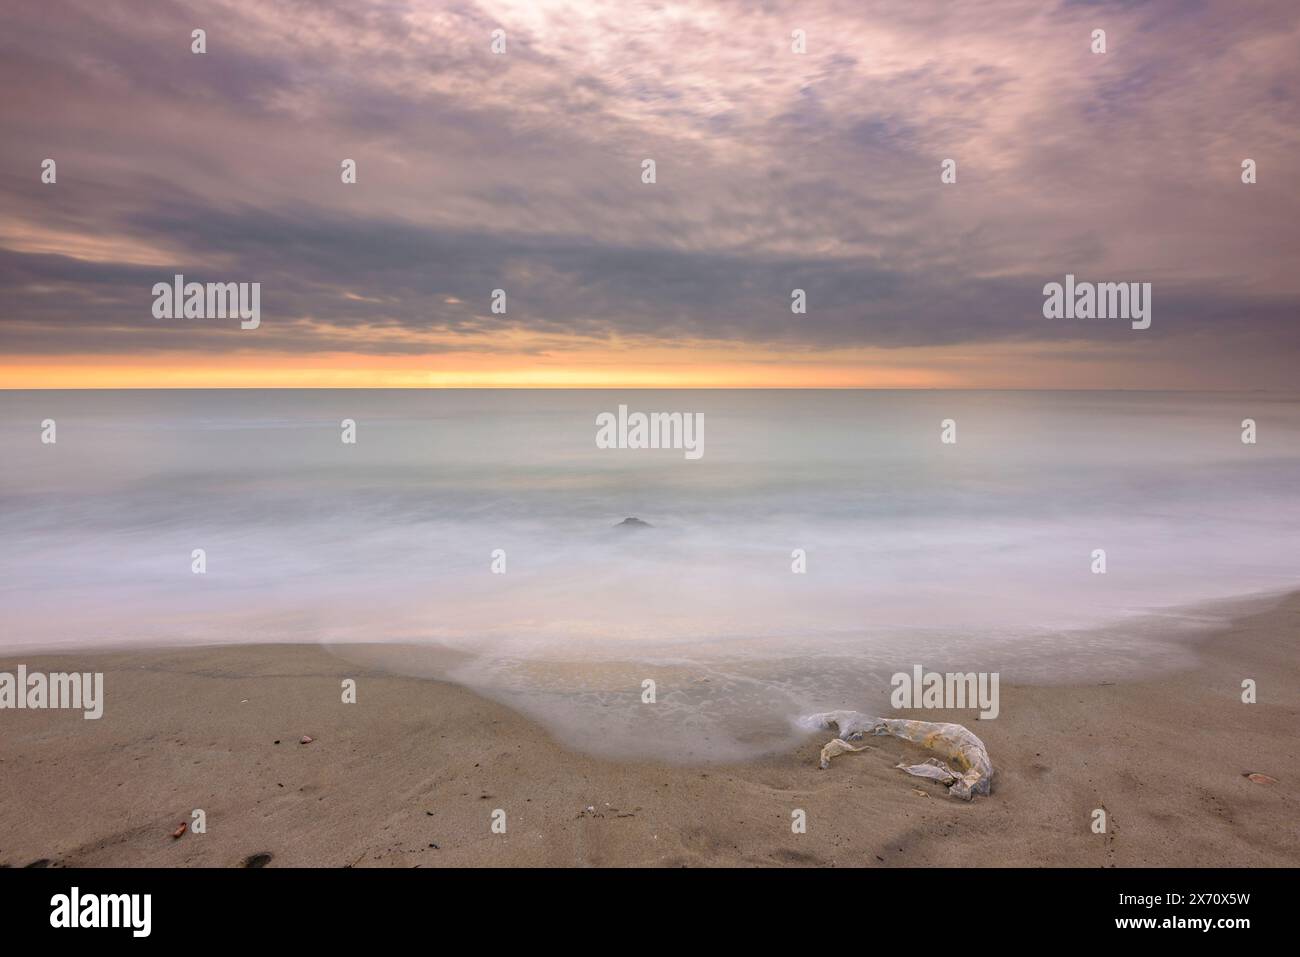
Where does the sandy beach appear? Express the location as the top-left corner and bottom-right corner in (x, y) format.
(2, 594), (1296, 868)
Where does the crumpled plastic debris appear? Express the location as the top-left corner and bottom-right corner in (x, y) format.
(805, 710), (994, 800)
(818, 737), (872, 765)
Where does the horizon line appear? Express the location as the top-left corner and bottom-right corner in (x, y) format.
(2, 386), (1287, 393)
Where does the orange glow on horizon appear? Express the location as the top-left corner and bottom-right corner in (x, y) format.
(0, 339), (1133, 389)
(0, 357), (942, 389)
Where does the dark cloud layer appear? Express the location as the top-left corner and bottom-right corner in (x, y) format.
(1, 0), (1297, 383)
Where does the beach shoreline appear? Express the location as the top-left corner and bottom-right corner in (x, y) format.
(1, 593), (1296, 867)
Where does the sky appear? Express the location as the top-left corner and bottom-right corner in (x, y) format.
(1, 0), (1298, 388)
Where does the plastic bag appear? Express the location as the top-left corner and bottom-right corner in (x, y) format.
(806, 710), (993, 800)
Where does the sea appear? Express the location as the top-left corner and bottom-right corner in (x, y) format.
(2, 389), (1297, 759)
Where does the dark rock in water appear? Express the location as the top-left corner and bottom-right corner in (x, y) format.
(615, 517), (652, 528)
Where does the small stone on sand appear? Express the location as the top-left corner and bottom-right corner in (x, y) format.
(1244, 772), (1278, 784)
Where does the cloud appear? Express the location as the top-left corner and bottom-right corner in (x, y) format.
(1, 0), (1297, 384)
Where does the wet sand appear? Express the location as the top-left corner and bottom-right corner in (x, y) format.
(1, 594), (1296, 867)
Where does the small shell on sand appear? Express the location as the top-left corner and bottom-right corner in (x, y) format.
(300, 735), (314, 745)
(1244, 772), (1277, 784)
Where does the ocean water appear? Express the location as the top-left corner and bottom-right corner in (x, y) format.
(2, 389), (1298, 760)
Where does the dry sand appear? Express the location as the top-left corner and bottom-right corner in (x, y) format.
(1, 594), (1296, 867)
